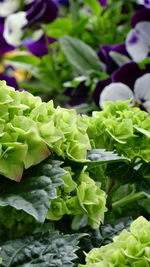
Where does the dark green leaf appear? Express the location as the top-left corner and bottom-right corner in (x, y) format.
(0, 161), (66, 223)
(91, 217), (132, 247)
(0, 232), (83, 267)
(59, 36), (103, 75)
(138, 162), (150, 179)
(138, 198), (150, 214)
(87, 149), (129, 168)
(106, 161), (141, 184)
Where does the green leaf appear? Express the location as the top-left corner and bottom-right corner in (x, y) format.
(59, 36), (103, 75)
(79, 217), (150, 267)
(106, 162), (142, 184)
(134, 126), (150, 138)
(6, 55), (40, 65)
(138, 162), (150, 179)
(82, 0), (102, 15)
(0, 160), (65, 223)
(44, 18), (73, 38)
(0, 176), (51, 224)
(139, 57), (150, 69)
(87, 149), (129, 168)
(109, 51), (131, 66)
(7, 61), (40, 80)
(0, 232), (83, 267)
(6, 55), (40, 79)
(90, 217), (132, 247)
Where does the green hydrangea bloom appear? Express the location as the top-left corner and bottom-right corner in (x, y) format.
(47, 167), (107, 229)
(79, 216), (150, 267)
(86, 101), (150, 162)
(0, 81), (90, 180)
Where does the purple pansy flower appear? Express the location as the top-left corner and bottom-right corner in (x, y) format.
(125, 21), (150, 62)
(99, 73), (150, 113)
(98, 0), (108, 7)
(65, 81), (90, 107)
(56, 0), (69, 5)
(3, 0), (58, 46)
(26, 0), (58, 26)
(137, 0), (150, 8)
(0, 74), (19, 90)
(98, 43), (128, 74)
(131, 8), (150, 27)
(0, 23), (14, 54)
(0, 0), (34, 17)
(93, 62), (150, 108)
(24, 36), (56, 57)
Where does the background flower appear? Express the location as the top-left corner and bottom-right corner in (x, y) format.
(98, 43), (128, 74)
(137, 0), (150, 8)
(93, 62), (150, 107)
(99, 73), (150, 113)
(3, 0), (58, 47)
(125, 21), (150, 62)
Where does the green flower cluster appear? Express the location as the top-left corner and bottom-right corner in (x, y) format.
(0, 81), (90, 180)
(86, 101), (150, 162)
(79, 216), (150, 267)
(47, 167), (107, 229)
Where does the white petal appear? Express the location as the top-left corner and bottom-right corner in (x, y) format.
(125, 25), (150, 62)
(136, 22), (150, 46)
(0, 0), (19, 17)
(137, 0), (150, 8)
(134, 74), (150, 106)
(3, 12), (28, 46)
(99, 83), (134, 108)
(31, 29), (43, 42)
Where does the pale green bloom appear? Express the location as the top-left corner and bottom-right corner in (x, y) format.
(0, 81), (90, 180)
(79, 217), (150, 267)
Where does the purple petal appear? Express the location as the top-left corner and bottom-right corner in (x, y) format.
(131, 8), (150, 27)
(98, 43), (128, 74)
(24, 36), (56, 57)
(98, 0), (107, 6)
(138, 0), (150, 8)
(93, 78), (111, 106)
(65, 82), (90, 106)
(26, 0), (58, 25)
(0, 23), (14, 54)
(0, 74), (19, 90)
(57, 0), (69, 4)
(112, 62), (145, 89)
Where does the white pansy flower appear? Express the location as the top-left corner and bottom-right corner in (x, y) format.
(4, 12), (28, 46)
(100, 74), (150, 113)
(125, 22), (150, 62)
(0, 0), (18, 17)
(137, 0), (150, 8)
(0, 0), (34, 17)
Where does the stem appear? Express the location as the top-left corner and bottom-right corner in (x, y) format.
(19, 0), (25, 10)
(106, 179), (119, 210)
(112, 192), (145, 209)
(44, 34), (61, 91)
(70, 0), (79, 24)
